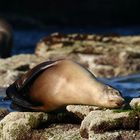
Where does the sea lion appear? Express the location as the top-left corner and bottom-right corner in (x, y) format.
(6, 59), (125, 112)
(0, 19), (13, 58)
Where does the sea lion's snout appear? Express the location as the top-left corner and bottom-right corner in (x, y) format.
(108, 95), (125, 108)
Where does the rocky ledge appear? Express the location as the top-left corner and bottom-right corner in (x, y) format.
(35, 33), (140, 78)
(0, 33), (140, 140)
(0, 105), (140, 140)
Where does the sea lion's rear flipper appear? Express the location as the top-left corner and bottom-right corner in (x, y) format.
(6, 84), (44, 111)
(6, 60), (60, 110)
(6, 83), (35, 110)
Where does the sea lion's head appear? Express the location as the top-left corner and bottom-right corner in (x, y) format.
(96, 85), (125, 108)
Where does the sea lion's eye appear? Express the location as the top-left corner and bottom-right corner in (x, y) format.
(114, 90), (121, 96)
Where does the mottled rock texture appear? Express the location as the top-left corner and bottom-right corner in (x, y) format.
(0, 112), (47, 140)
(35, 33), (140, 77)
(0, 54), (46, 87)
(31, 124), (81, 140)
(130, 98), (140, 111)
(0, 108), (140, 140)
(66, 105), (102, 119)
(80, 110), (140, 139)
(88, 130), (140, 140)
(0, 108), (9, 120)
(0, 111), (81, 140)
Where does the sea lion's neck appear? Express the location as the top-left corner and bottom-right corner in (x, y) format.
(77, 76), (104, 106)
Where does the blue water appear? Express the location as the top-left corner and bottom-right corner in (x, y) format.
(1, 26), (140, 111)
(99, 74), (140, 98)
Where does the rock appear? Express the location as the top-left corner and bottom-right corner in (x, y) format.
(0, 54), (46, 72)
(87, 130), (140, 140)
(0, 54), (46, 87)
(18, 109), (139, 140)
(0, 108), (9, 120)
(80, 110), (139, 139)
(0, 112), (47, 140)
(31, 124), (81, 140)
(66, 105), (102, 119)
(0, 70), (22, 87)
(130, 98), (140, 111)
(35, 33), (140, 77)
(0, 111), (82, 140)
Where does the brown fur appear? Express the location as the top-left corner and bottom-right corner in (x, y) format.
(29, 60), (124, 111)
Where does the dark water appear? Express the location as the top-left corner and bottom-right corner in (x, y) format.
(1, 26), (140, 111)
